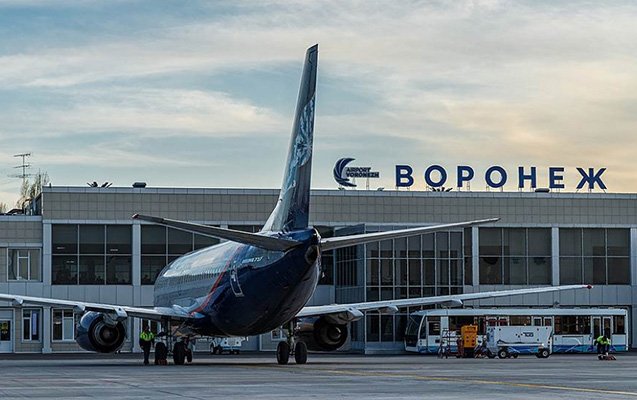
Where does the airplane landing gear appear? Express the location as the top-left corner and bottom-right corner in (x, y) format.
(276, 341), (290, 365)
(173, 341), (186, 365)
(294, 341), (307, 364)
(276, 321), (308, 365)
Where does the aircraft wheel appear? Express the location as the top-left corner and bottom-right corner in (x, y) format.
(186, 350), (193, 363)
(173, 342), (186, 365)
(294, 341), (308, 364)
(276, 341), (290, 365)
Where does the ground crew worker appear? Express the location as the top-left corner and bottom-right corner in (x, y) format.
(139, 325), (155, 365)
(595, 334), (611, 359)
(456, 334), (464, 358)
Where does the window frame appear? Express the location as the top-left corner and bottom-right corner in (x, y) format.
(7, 248), (41, 282)
(558, 228), (631, 285)
(22, 308), (41, 342)
(52, 224), (132, 285)
(52, 309), (76, 342)
(479, 228), (552, 285)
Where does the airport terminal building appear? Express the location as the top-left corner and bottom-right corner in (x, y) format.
(0, 186), (635, 354)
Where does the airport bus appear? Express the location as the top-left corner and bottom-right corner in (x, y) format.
(405, 308), (628, 354)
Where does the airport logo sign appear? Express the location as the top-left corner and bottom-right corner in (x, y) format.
(395, 165), (607, 190)
(333, 158), (380, 187)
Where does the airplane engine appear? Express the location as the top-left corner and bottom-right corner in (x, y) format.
(75, 311), (127, 353)
(295, 316), (348, 352)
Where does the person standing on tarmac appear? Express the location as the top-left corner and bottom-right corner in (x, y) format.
(139, 325), (155, 365)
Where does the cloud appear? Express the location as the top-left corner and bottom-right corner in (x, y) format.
(1, 0), (637, 204)
(1, 87), (286, 138)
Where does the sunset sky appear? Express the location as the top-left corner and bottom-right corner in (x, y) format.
(1, 0), (636, 206)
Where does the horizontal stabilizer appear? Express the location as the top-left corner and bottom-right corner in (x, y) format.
(320, 218), (499, 251)
(132, 214), (301, 252)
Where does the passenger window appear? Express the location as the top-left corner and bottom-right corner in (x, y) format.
(614, 316), (625, 334)
(554, 316), (562, 334)
(428, 321), (440, 335)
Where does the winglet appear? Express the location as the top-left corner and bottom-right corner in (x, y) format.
(132, 213), (163, 224)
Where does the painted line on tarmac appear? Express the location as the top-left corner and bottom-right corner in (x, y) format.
(319, 369), (637, 397)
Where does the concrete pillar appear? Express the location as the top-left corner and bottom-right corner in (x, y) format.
(472, 226), (479, 286)
(551, 227), (560, 286)
(631, 308), (637, 351)
(42, 223), (52, 286)
(132, 223), (141, 287)
(630, 228), (637, 286)
(132, 317), (141, 353)
(42, 306), (51, 353)
(630, 228), (637, 349)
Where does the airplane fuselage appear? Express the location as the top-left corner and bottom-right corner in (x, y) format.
(153, 228), (321, 336)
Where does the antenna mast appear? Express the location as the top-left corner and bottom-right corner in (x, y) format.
(10, 153), (32, 187)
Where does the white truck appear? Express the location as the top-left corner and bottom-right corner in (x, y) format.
(210, 337), (246, 355)
(486, 326), (552, 359)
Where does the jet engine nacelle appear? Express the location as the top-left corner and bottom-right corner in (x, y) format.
(295, 316), (348, 352)
(76, 311), (127, 353)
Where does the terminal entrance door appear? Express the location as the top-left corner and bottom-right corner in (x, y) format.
(0, 319), (12, 352)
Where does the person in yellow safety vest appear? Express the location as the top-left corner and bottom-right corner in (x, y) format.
(139, 326), (155, 365)
(595, 334), (611, 359)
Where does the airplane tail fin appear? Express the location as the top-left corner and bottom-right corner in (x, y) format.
(263, 44), (318, 232)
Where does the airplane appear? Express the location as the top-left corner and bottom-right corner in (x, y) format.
(0, 44), (590, 365)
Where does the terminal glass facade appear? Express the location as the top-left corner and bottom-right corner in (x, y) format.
(1, 188), (637, 354)
(559, 228), (630, 285)
(51, 225), (132, 285)
(340, 228), (466, 347)
(141, 225), (219, 285)
(141, 226), (219, 284)
(479, 228), (551, 285)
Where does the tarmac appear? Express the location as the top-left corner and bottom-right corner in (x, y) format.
(0, 352), (636, 399)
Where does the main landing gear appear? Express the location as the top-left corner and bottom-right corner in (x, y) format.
(173, 341), (186, 365)
(172, 337), (194, 365)
(276, 340), (307, 365)
(276, 321), (308, 365)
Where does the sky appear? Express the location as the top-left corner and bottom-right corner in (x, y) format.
(0, 0), (636, 207)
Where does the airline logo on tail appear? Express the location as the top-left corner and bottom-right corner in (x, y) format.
(333, 158), (380, 187)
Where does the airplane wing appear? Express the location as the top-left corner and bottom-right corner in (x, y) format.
(132, 214), (300, 252)
(320, 218), (498, 251)
(0, 293), (193, 321)
(296, 285), (591, 324)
